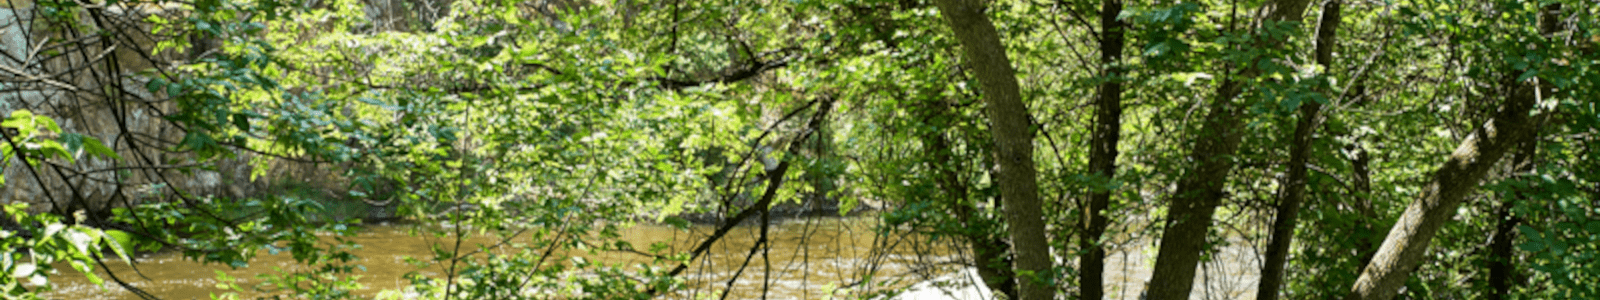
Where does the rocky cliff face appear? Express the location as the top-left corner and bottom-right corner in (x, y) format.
(0, 0), (637, 218)
(0, 3), (266, 216)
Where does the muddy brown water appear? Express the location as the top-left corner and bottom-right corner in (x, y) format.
(41, 216), (1263, 300)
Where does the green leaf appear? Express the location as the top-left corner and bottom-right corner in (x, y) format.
(81, 136), (121, 160)
(43, 223), (65, 238)
(146, 78), (164, 93)
(1520, 240), (1546, 252)
(64, 228), (95, 256)
(2, 109), (35, 129)
(657, 195), (686, 222)
(37, 140), (72, 162)
(61, 134), (121, 160)
(1309, 93), (1329, 105)
(1515, 70), (1538, 83)
(83, 270), (103, 286)
(60, 133), (86, 152)
(103, 229), (136, 264)
(838, 196), (858, 216)
(1519, 225), (1543, 239)
(11, 262), (35, 278)
(1281, 96), (1302, 112)
(232, 113), (250, 131)
(357, 97), (385, 106)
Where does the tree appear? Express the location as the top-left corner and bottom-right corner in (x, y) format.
(1257, 1), (1340, 298)
(1343, 3), (1557, 300)
(1145, 0), (1312, 298)
(1080, 0), (1126, 298)
(1487, 137), (1537, 300)
(11, 0), (1600, 298)
(929, 1), (1054, 299)
(1343, 70), (1541, 300)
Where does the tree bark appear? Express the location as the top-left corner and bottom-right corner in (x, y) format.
(929, 1), (1053, 299)
(1145, 0), (1310, 298)
(1343, 4), (1554, 300)
(1080, 0), (1125, 298)
(1257, 2), (1339, 299)
(1145, 73), (1246, 300)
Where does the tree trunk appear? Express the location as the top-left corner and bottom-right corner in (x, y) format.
(1145, 0), (1310, 298)
(1487, 4), (1558, 299)
(1080, 0), (1125, 298)
(1329, 84), (1379, 273)
(1488, 138), (1536, 300)
(1145, 75), (1246, 300)
(1348, 101), (1380, 273)
(929, 1), (1053, 299)
(1343, 4), (1554, 300)
(1257, 2), (1339, 299)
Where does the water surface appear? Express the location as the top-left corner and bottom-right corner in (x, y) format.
(44, 216), (1262, 299)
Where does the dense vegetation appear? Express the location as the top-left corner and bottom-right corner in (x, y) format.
(1, 0), (1597, 298)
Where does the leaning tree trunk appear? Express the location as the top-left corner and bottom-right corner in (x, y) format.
(1080, 0), (1125, 298)
(1256, 1), (1340, 299)
(1145, 0), (1311, 298)
(1342, 75), (1541, 300)
(1343, 6), (1555, 300)
(929, 1), (1053, 299)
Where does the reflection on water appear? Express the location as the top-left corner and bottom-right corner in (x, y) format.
(43, 216), (1263, 300)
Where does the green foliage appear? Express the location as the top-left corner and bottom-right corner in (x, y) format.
(5, 0), (1600, 298)
(1502, 90), (1600, 299)
(0, 110), (79, 176)
(0, 203), (132, 299)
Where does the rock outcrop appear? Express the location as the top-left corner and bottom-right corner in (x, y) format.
(0, 2), (263, 216)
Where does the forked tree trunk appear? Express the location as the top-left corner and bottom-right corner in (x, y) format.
(1256, 1), (1340, 299)
(1080, 0), (1125, 298)
(929, 1), (1053, 299)
(1145, 0), (1311, 298)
